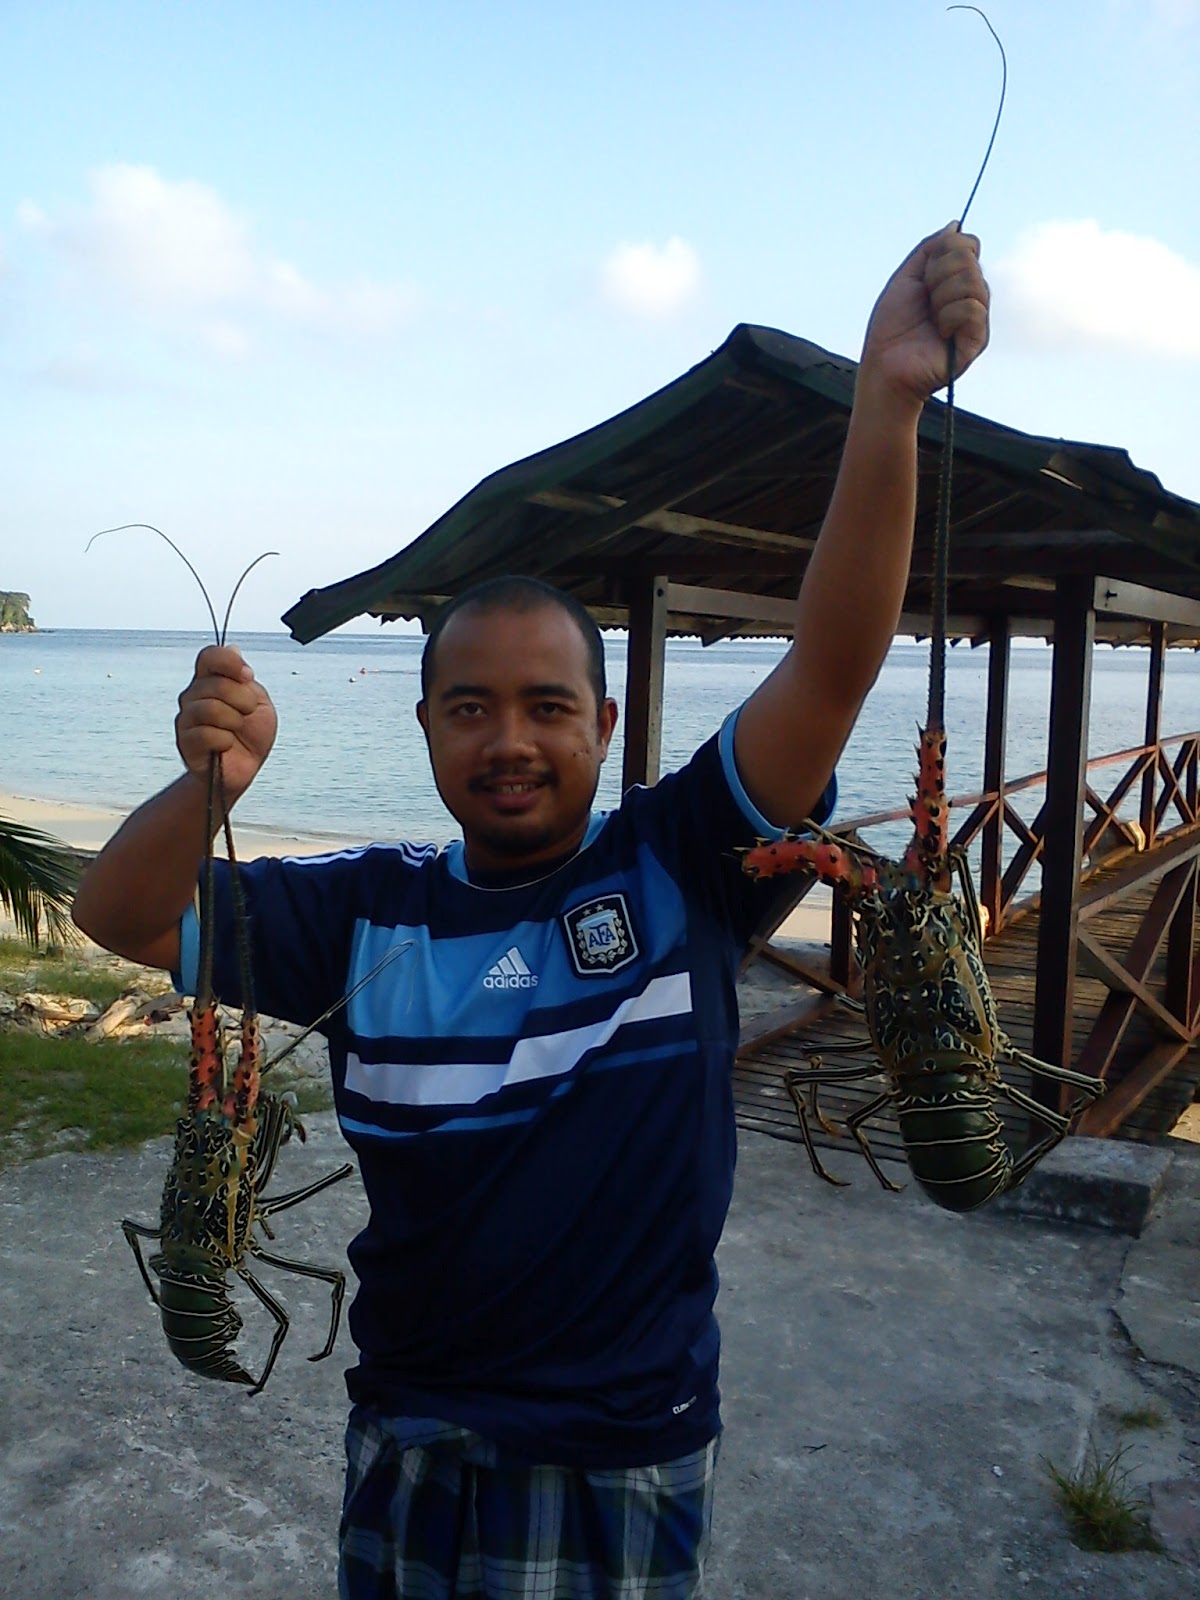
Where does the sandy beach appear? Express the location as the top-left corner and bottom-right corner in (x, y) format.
(0, 787), (368, 861)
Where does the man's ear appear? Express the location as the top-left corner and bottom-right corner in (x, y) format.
(597, 696), (618, 759)
(415, 700), (430, 742)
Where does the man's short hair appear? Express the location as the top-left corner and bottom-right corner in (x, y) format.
(420, 576), (607, 708)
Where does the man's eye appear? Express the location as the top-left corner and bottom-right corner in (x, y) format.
(450, 702), (484, 717)
(536, 702), (568, 717)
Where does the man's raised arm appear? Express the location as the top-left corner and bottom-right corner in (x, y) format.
(734, 224), (990, 828)
(72, 645), (278, 971)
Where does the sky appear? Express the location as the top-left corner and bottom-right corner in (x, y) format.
(2, 0), (1198, 634)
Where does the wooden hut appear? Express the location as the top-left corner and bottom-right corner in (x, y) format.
(283, 323), (1200, 1138)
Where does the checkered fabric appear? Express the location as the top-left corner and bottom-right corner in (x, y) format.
(338, 1409), (719, 1599)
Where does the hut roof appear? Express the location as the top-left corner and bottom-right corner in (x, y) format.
(282, 323), (1200, 648)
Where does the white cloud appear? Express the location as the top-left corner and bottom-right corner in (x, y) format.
(600, 237), (701, 317)
(17, 164), (419, 354)
(992, 219), (1200, 362)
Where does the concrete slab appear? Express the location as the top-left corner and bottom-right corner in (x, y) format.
(992, 1134), (1174, 1235)
(1118, 1141), (1200, 1377)
(1, 1117), (1197, 1598)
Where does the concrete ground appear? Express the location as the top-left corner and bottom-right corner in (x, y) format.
(1, 1115), (1198, 1598)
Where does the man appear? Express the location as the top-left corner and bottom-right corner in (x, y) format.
(74, 223), (989, 1599)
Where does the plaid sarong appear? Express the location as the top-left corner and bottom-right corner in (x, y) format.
(338, 1408), (719, 1599)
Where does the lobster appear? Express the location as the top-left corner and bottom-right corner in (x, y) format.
(741, 10), (1104, 1210)
(742, 726), (1106, 1211)
(95, 526), (379, 1393)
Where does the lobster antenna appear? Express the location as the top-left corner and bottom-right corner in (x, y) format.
(928, 7), (1006, 731)
(88, 523), (222, 644)
(948, 6), (1007, 232)
(87, 523), (279, 1024)
(262, 940), (415, 1077)
(221, 550), (280, 645)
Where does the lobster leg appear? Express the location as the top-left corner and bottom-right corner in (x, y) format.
(783, 1071), (850, 1188)
(843, 1091), (907, 1194)
(257, 1163), (355, 1219)
(1004, 1046), (1110, 1104)
(121, 1219), (164, 1306)
(992, 1048), (1107, 1192)
(234, 1266), (292, 1396)
(249, 1246), (348, 1363)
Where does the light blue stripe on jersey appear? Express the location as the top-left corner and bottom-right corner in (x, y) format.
(346, 845), (688, 1043)
(344, 970), (693, 1107)
(173, 844), (440, 997)
(717, 707), (837, 835)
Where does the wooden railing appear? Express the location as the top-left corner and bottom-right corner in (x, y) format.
(749, 734), (1199, 971)
(794, 731), (1200, 974)
(747, 731), (1200, 1136)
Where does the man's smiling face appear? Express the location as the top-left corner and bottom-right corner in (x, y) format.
(417, 601), (618, 874)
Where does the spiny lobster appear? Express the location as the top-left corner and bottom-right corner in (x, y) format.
(742, 725), (1105, 1211)
(741, 10), (1105, 1210)
(94, 525), (395, 1393)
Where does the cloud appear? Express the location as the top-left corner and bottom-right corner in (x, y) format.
(991, 219), (1200, 361)
(17, 164), (419, 354)
(600, 237), (701, 317)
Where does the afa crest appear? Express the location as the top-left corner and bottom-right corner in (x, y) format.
(563, 893), (639, 977)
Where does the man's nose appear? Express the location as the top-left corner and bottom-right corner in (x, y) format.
(483, 707), (537, 760)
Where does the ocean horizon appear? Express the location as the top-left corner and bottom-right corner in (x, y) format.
(3, 628), (1198, 863)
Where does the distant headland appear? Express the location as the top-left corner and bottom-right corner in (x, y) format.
(0, 592), (37, 633)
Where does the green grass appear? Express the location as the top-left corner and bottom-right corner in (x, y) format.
(0, 934), (333, 1164)
(0, 1027), (189, 1167)
(1116, 1407), (1166, 1432)
(0, 935), (160, 1011)
(1045, 1440), (1162, 1553)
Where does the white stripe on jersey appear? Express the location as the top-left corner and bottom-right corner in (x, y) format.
(344, 970), (692, 1108)
(279, 841), (438, 870)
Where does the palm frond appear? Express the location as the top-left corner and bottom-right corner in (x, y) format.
(0, 815), (82, 947)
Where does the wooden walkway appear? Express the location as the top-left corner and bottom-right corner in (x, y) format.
(734, 869), (1200, 1169)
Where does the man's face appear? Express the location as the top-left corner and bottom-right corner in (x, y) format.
(417, 603), (618, 874)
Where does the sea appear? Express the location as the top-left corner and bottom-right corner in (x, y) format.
(2, 629), (1198, 866)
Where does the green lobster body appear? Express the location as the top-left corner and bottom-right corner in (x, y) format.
(742, 730), (1106, 1210)
(857, 878), (1014, 1211)
(123, 1072), (353, 1394)
(145, 1105), (269, 1386)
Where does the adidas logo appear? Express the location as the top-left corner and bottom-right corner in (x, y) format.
(483, 946), (539, 990)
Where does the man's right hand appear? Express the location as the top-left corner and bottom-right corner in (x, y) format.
(176, 645), (278, 797)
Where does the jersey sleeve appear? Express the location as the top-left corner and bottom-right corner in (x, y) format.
(634, 706), (836, 951)
(175, 850), (371, 1029)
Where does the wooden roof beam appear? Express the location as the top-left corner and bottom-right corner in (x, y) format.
(507, 408), (840, 578)
(1093, 577), (1200, 628)
(526, 489), (814, 552)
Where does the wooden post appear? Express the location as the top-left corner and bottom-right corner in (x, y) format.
(1140, 620), (1166, 847)
(980, 616), (1010, 934)
(621, 574), (669, 790)
(1032, 576), (1094, 1101)
(1165, 861), (1198, 1032)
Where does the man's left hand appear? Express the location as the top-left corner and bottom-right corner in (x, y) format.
(859, 224), (990, 406)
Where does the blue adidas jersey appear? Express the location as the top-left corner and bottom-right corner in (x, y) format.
(180, 716), (833, 1467)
